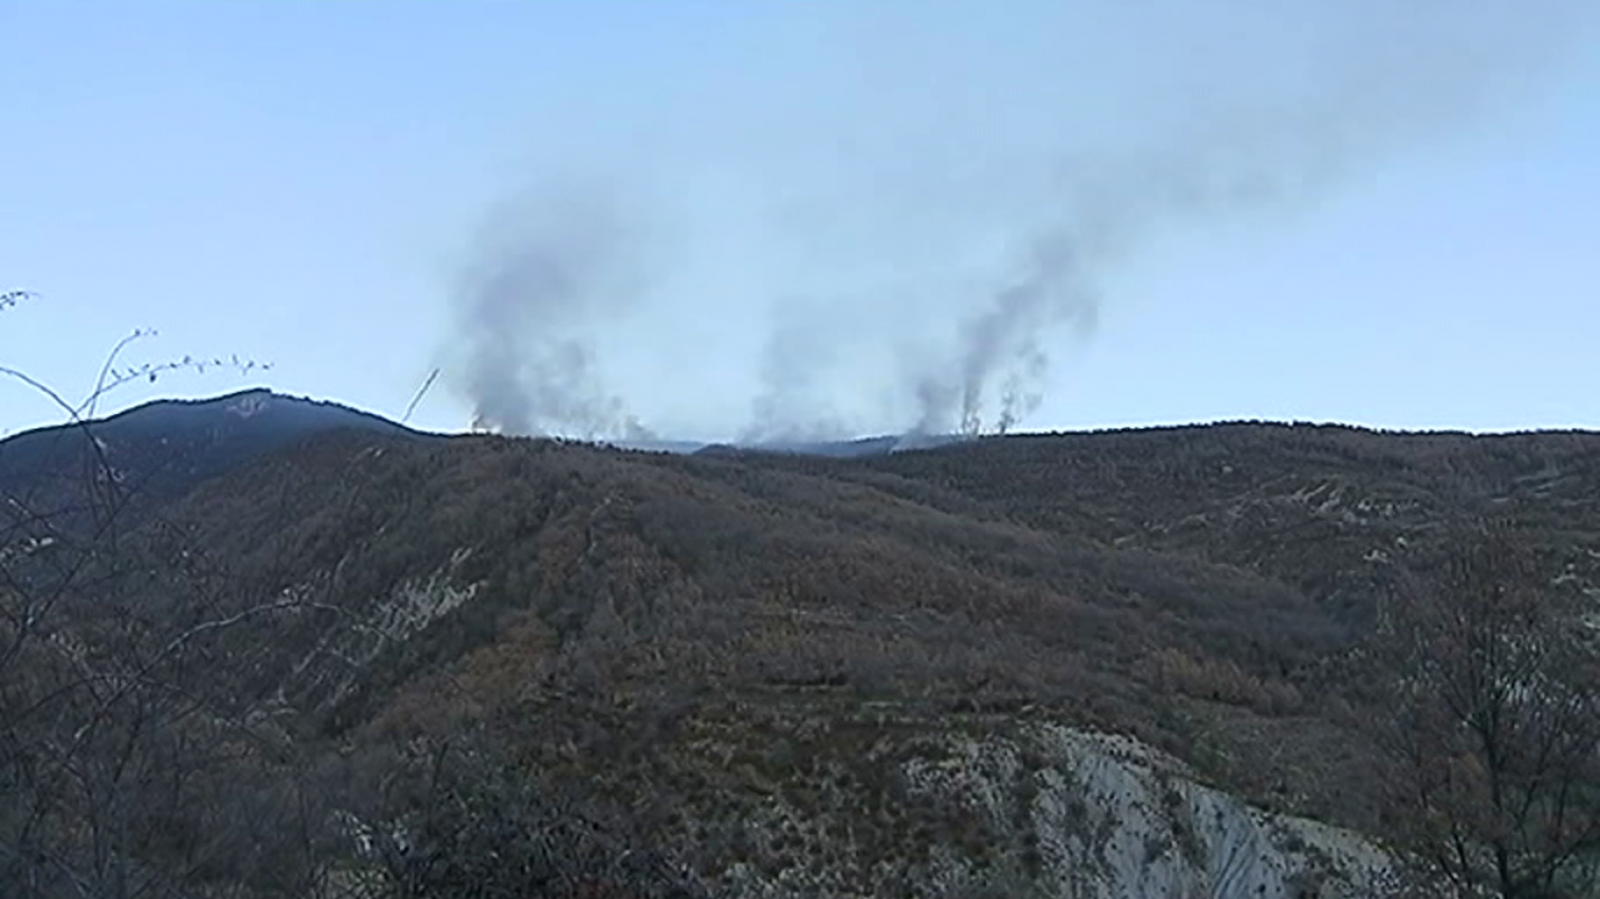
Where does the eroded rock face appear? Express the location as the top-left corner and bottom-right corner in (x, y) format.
(921, 724), (1392, 899)
(689, 718), (1393, 899)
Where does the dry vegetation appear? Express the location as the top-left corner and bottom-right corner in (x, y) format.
(4, 407), (1599, 896)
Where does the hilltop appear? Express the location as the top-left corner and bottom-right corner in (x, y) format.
(0, 389), (428, 537)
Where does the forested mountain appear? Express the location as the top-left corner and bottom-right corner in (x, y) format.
(3, 393), (1597, 898)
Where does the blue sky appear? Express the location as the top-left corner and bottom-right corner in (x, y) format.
(3, 1), (1597, 440)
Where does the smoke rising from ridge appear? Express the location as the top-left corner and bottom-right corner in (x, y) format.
(911, 232), (1098, 437)
(445, 184), (655, 439)
(741, 297), (859, 445)
(441, 1), (1590, 442)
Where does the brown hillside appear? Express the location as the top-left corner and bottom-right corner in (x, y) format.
(7, 420), (1598, 896)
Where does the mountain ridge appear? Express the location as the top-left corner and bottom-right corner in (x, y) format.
(11, 386), (1595, 465)
(3, 391), (1598, 897)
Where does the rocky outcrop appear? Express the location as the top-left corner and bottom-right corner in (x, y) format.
(680, 716), (1394, 899)
(933, 724), (1394, 899)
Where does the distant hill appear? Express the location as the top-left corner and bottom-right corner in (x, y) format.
(0, 389), (965, 536)
(607, 432), (967, 458)
(0, 388), (430, 535)
(694, 432), (967, 459)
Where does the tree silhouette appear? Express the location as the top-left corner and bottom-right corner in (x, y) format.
(1377, 523), (1600, 898)
(1, 293), (298, 897)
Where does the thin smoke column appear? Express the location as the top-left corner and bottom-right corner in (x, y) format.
(446, 185), (653, 440)
(914, 233), (1099, 437)
(888, 3), (1587, 439)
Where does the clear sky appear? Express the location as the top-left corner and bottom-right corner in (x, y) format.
(4, 1), (1597, 440)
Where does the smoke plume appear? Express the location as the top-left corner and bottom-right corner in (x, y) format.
(445, 183), (654, 440)
(910, 232), (1098, 436)
(883, 0), (1582, 438)
(741, 310), (854, 444)
(439, 1), (1588, 442)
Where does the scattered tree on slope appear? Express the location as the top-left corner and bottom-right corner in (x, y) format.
(1378, 524), (1600, 898)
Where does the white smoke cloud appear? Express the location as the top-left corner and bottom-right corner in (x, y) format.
(441, 1), (1592, 441)
(444, 181), (656, 440)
